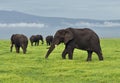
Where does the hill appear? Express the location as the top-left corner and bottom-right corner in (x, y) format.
(0, 10), (103, 23)
(0, 10), (120, 39)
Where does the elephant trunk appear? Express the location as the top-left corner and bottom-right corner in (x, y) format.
(45, 44), (55, 59)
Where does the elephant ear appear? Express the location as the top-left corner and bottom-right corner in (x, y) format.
(64, 29), (73, 44)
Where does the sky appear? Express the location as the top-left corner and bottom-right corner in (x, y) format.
(0, 0), (120, 20)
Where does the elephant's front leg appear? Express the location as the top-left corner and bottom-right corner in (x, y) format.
(10, 44), (13, 52)
(62, 48), (68, 59)
(87, 50), (93, 61)
(67, 46), (74, 60)
(21, 45), (26, 54)
(68, 49), (74, 59)
(15, 45), (20, 53)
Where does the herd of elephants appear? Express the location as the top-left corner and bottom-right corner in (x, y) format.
(10, 27), (104, 61)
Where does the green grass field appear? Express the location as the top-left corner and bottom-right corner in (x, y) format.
(0, 39), (120, 83)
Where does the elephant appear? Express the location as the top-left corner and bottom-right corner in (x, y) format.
(10, 34), (28, 54)
(30, 35), (44, 46)
(45, 27), (104, 61)
(46, 35), (53, 46)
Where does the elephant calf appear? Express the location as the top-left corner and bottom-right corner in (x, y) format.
(30, 35), (44, 46)
(46, 35), (53, 46)
(45, 27), (104, 61)
(10, 34), (28, 54)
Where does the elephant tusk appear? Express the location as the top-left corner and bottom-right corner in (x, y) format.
(55, 45), (58, 47)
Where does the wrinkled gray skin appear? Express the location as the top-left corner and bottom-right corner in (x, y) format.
(30, 35), (44, 46)
(10, 34), (28, 54)
(45, 28), (103, 61)
(46, 35), (53, 46)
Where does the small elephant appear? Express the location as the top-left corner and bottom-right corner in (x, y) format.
(45, 27), (103, 61)
(30, 35), (44, 46)
(46, 35), (53, 46)
(10, 34), (28, 54)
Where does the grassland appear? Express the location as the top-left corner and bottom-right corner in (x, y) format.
(0, 39), (120, 83)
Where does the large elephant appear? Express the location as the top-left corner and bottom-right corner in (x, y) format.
(45, 27), (103, 61)
(30, 35), (44, 46)
(10, 34), (28, 54)
(46, 35), (53, 46)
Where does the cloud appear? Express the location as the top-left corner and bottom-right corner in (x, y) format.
(63, 21), (120, 28)
(0, 23), (45, 28)
(79, 21), (120, 27)
(103, 22), (120, 27)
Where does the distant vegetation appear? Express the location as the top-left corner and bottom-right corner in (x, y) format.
(0, 39), (120, 83)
